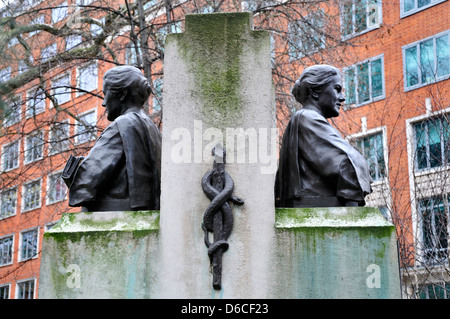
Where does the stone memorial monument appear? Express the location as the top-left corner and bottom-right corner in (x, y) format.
(39, 12), (401, 299)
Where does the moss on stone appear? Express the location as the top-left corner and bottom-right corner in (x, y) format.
(170, 12), (267, 129)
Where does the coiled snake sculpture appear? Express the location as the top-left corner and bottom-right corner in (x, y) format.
(201, 144), (244, 290)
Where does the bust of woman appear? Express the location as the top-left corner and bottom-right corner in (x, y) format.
(275, 65), (372, 208)
(66, 66), (162, 212)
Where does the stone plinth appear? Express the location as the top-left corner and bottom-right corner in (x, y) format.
(160, 12), (277, 298)
(274, 207), (402, 299)
(38, 211), (160, 299)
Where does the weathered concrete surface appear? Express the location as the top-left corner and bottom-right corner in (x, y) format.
(160, 12), (277, 298)
(38, 211), (160, 299)
(274, 207), (402, 299)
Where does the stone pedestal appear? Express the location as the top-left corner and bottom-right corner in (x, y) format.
(38, 211), (160, 299)
(274, 207), (402, 299)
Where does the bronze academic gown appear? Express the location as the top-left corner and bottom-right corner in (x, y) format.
(68, 107), (161, 211)
(275, 109), (372, 207)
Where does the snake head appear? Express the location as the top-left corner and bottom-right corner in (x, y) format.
(212, 143), (226, 164)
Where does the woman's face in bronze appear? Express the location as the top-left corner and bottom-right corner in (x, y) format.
(316, 74), (345, 118)
(102, 80), (125, 121)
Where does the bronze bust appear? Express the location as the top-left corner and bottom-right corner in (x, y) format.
(63, 65), (162, 212)
(275, 65), (372, 208)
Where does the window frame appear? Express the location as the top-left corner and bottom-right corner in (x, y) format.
(76, 62), (98, 96)
(2, 96), (22, 127)
(340, 0), (383, 40)
(412, 114), (450, 171)
(75, 109), (97, 145)
(402, 29), (450, 92)
(46, 170), (67, 205)
(0, 234), (14, 267)
(1, 140), (20, 172)
(0, 283), (11, 299)
(347, 126), (389, 185)
(26, 86), (46, 118)
(51, 72), (71, 106)
(18, 228), (39, 262)
(15, 278), (36, 299)
(24, 129), (44, 164)
(0, 186), (18, 220)
(417, 196), (449, 265)
(288, 9), (326, 61)
(21, 178), (42, 213)
(344, 54), (386, 108)
(400, 0), (447, 18)
(49, 120), (70, 155)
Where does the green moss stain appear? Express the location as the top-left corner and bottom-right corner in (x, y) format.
(170, 12), (266, 128)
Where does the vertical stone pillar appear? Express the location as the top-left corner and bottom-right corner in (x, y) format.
(160, 12), (277, 298)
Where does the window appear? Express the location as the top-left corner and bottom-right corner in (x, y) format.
(41, 43), (57, 63)
(401, 0), (447, 17)
(66, 35), (82, 51)
(49, 121), (69, 154)
(156, 21), (182, 54)
(19, 58), (33, 74)
(52, 73), (71, 106)
(413, 115), (450, 170)
(1, 187), (17, 219)
(91, 18), (104, 37)
(27, 87), (45, 117)
(16, 279), (35, 299)
(153, 78), (163, 112)
(242, 0), (277, 11)
(47, 172), (67, 204)
(418, 197), (449, 264)
(25, 130), (44, 164)
(341, 0), (382, 38)
(3, 96), (22, 127)
(143, 0), (158, 10)
(76, 110), (97, 144)
(78, 63), (98, 95)
(0, 284), (10, 299)
(419, 283), (450, 299)
(0, 235), (13, 266)
(351, 132), (386, 181)
(126, 42), (141, 66)
(29, 14), (44, 37)
(20, 229), (38, 261)
(2, 140), (20, 172)
(52, 1), (67, 24)
(344, 55), (384, 106)
(22, 180), (41, 212)
(0, 67), (11, 83)
(288, 10), (325, 60)
(403, 31), (450, 90)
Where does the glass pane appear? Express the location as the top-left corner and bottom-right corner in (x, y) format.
(371, 58), (383, 98)
(442, 117), (450, 164)
(375, 133), (386, 179)
(428, 119), (442, 168)
(415, 122), (428, 169)
(368, 0), (379, 26)
(344, 68), (356, 104)
(420, 39), (435, 84)
(436, 35), (450, 78)
(404, 0), (415, 12)
(342, 1), (354, 36)
(355, 0), (367, 33)
(418, 0), (431, 8)
(405, 46), (419, 87)
(357, 62), (370, 103)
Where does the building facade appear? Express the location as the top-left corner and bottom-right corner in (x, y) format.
(0, 0), (449, 298)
